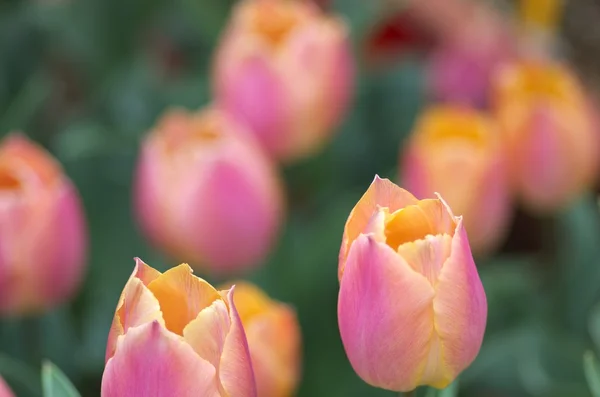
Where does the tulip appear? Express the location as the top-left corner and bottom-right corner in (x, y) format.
(134, 107), (284, 274)
(0, 134), (86, 315)
(414, 0), (515, 106)
(337, 176), (487, 392)
(0, 375), (14, 397)
(400, 105), (511, 255)
(222, 281), (301, 397)
(213, 0), (354, 162)
(492, 60), (599, 213)
(102, 258), (256, 397)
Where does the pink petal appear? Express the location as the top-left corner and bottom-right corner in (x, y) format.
(219, 287), (257, 397)
(339, 176), (418, 279)
(179, 152), (283, 274)
(0, 375), (14, 397)
(338, 234), (434, 391)
(101, 321), (220, 397)
(105, 276), (164, 362)
(215, 50), (289, 158)
(37, 182), (87, 307)
(433, 220), (487, 384)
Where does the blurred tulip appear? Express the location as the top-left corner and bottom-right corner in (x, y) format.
(0, 134), (86, 315)
(213, 0), (354, 162)
(492, 60), (599, 213)
(134, 107), (284, 274)
(401, 105), (511, 255)
(102, 258), (256, 397)
(0, 376), (14, 397)
(519, 0), (563, 34)
(337, 176), (487, 392)
(222, 281), (301, 397)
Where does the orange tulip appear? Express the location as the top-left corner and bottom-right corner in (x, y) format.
(401, 105), (511, 255)
(492, 60), (599, 213)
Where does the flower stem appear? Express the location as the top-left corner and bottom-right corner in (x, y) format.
(402, 391), (416, 397)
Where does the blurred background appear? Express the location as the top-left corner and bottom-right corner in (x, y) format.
(1, 0), (600, 396)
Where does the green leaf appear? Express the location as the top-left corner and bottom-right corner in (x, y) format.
(584, 351), (600, 397)
(41, 361), (81, 397)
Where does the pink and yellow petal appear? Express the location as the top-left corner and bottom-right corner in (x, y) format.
(101, 321), (220, 397)
(183, 299), (231, 371)
(433, 221), (487, 384)
(106, 277), (164, 362)
(219, 288), (257, 397)
(338, 234), (434, 391)
(339, 176), (418, 278)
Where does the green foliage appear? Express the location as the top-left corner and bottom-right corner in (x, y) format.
(41, 361), (81, 397)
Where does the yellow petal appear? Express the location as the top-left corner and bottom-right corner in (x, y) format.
(147, 264), (220, 335)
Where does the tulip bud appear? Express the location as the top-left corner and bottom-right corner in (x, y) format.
(222, 281), (301, 397)
(400, 105), (511, 255)
(337, 176), (487, 392)
(102, 258), (257, 397)
(0, 134), (87, 315)
(134, 107), (284, 274)
(213, 0), (354, 162)
(492, 60), (599, 213)
(0, 376), (14, 397)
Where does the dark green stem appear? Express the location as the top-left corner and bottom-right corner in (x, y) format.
(403, 391), (416, 397)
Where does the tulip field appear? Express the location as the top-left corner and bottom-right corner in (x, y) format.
(2, 0), (600, 396)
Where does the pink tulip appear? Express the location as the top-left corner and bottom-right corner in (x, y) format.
(0, 134), (86, 315)
(338, 176), (487, 392)
(134, 107), (284, 274)
(401, 105), (511, 255)
(492, 60), (599, 213)
(213, 0), (354, 162)
(102, 258), (256, 397)
(0, 375), (14, 397)
(223, 281), (301, 397)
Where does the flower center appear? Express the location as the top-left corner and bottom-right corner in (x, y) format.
(383, 199), (455, 250)
(419, 108), (489, 148)
(0, 166), (21, 192)
(250, 2), (300, 47)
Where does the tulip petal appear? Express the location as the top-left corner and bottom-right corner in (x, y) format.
(37, 183), (87, 307)
(147, 264), (220, 335)
(132, 258), (161, 286)
(245, 306), (301, 397)
(339, 176), (418, 278)
(101, 321), (220, 397)
(183, 299), (231, 373)
(0, 375), (14, 397)
(338, 234), (434, 391)
(105, 276), (164, 362)
(219, 287), (257, 397)
(432, 220), (487, 385)
(181, 156), (282, 273)
(397, 234), (453, 285)
(216, 49), (289, 157)
(384, 199), (455, 250)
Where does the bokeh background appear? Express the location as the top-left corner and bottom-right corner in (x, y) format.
(1, 0), (600, 396)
